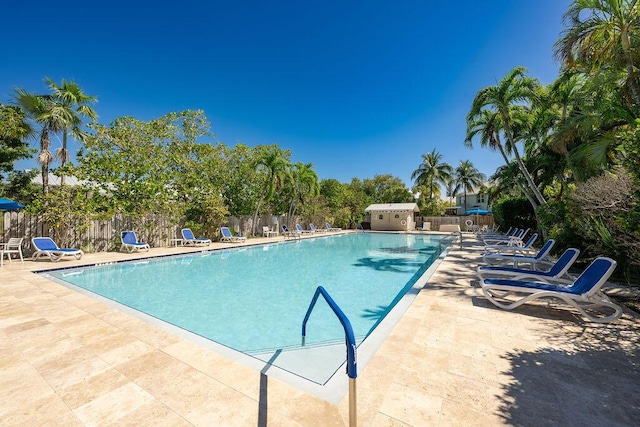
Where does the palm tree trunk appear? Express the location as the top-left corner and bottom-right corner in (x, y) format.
(41, 164), (49, 196)
(252, 198), (263, 236)
(61, 129), (68, 185)
(621, 29), (640, 109)
(495, 141), (538, 210)
(502, 118), (547, 205)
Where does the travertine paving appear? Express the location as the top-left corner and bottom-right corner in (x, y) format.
(1, 232), (638, 425)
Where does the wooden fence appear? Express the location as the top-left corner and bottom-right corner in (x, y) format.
(1, 212), (294, 255)
(2, 211), (495, 255)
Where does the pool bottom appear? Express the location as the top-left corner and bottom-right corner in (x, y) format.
(46, 243), (447, 404)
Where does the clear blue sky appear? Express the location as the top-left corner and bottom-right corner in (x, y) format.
(2, 0), (572, 188)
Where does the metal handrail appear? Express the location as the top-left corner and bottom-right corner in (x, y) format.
(302, 286), (357, 426)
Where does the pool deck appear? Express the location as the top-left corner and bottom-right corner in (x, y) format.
(1, 232), (638, 425)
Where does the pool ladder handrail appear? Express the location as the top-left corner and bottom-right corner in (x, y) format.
(302, 286), (357, 426)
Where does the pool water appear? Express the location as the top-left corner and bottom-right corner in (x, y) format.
(43, 232), (446, 386)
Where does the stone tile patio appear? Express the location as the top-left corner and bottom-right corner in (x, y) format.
(1, 232), (638, 425)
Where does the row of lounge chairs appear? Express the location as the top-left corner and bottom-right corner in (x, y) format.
(281, 223), (342, 238)
(475, 229), (622, 323)
(2, 223), (344, 265)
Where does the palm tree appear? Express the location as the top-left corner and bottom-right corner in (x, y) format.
(444, 177), (460, 212)
(286, 162), (319, 223)
(411, 149), (453, 200)
(454, 160), (486, 212)
(468, 67), (547, 206)
(251, 145), (290, 235)
(44, 78), (98, 184)
(13, 89), (66, 195)
(466, 94), (542, 209)
(554, 0), (640, 109)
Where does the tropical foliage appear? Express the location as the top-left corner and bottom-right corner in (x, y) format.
(466, 0), (640, 281)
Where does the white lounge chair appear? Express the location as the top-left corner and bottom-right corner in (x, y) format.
(220, 226), (246, 243)
(478, 248), (580, 281)
(120, 231), (150, 253)
(32, 237), (84, 262)
(482, 228), (528, 245)
(483, 233), (539, 254)
(480, 257), (621, 323)
(483, 239), (555, 268)
(181, 228), (211, 246)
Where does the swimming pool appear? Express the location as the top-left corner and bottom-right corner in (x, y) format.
(42, 232), (449, 397)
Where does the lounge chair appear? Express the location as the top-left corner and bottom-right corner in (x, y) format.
(483, 233), (539, 254)
(220, 226), (246, 243)
(482, 228), (527, 245)
(478, 248), (580, 281)
(480, 257), (622, 323)
(282, 224), (301, 239)
(309, 223), (326, 233)
(482, 239), (555, 268)
(120, 231), (150, 253)
(419, 222), (431, 231)
(32, 237), (84, 262)
(1, 237), (24, 266)
(326, 223), (342, 232)
(181, 228), (211, 246)
(296, 224), (314, 234)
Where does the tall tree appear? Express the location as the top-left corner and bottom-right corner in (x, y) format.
(286, 162), (319, 222)
(13, 89), (65, 195)
(468, 67), (547, 206)
(251, 145), (290, 235)
(0, 104), (34, 180)
(554, 0), (640, 109)
(411, 149), (453, 200)
(444, 177), (460, 211)
(454, 160), (486, 212)
(44, 78), (98, 184)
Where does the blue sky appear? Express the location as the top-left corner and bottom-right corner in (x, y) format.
(2, 0), (572, 188)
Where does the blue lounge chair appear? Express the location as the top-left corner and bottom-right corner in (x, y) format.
(326, 223), (342, 232)
(483, 233), (539, 254)
(181, 228), (211, 246)
(295, 224), (313, 234)
(483, 239), (555, 268)
(480, 257), (621, 323)
(309, 223), (325, 233)
(478, 248), (580, 281)
(281, 225), (300, 239)
(220, 226), (246, 243)
(32, 237), (83, 262)
(120, 231), (150, 253)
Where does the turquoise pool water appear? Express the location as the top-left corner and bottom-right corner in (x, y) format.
(43, 232), (446, 386)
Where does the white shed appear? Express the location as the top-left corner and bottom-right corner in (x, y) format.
(365, 203), (420, 231)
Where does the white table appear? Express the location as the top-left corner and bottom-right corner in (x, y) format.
(169, 238), (184, 247)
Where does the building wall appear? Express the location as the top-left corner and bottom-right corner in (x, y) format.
(455, 193), (489, 213)
(370, 211), (415, 231)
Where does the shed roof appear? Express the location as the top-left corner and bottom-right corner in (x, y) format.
(365, 203), (420, 212)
